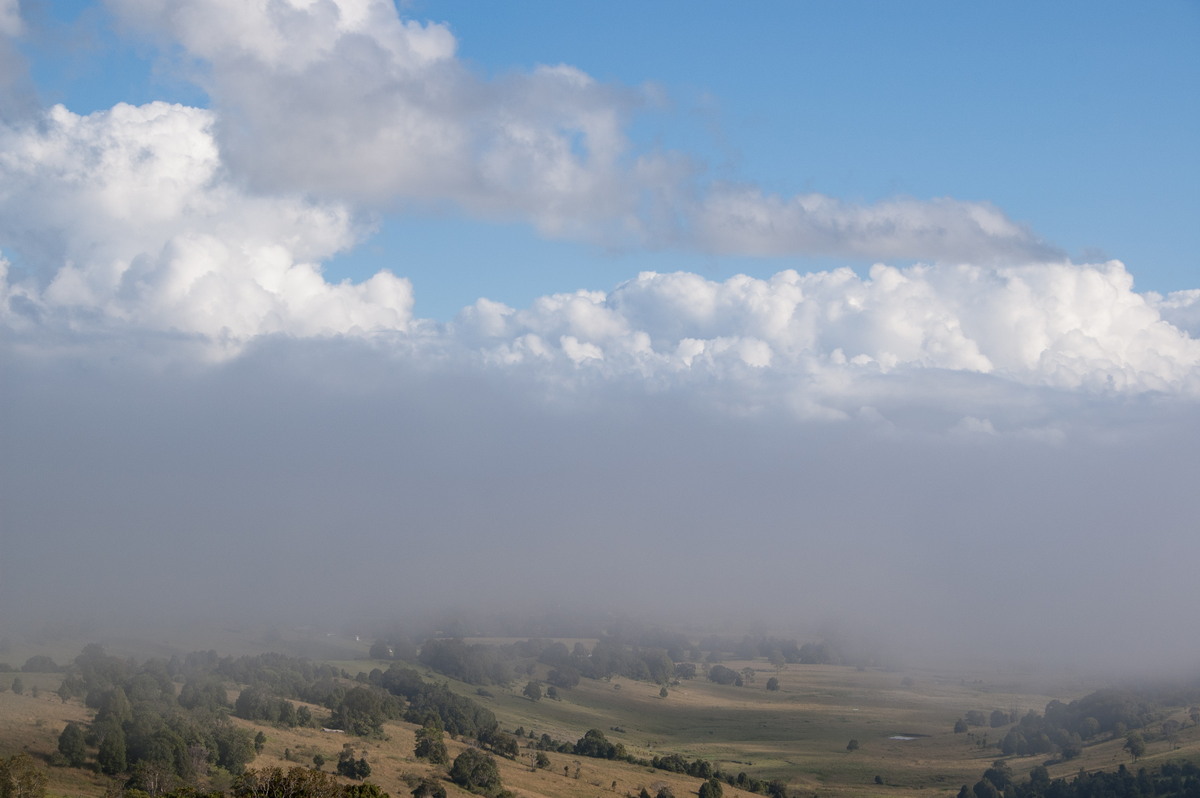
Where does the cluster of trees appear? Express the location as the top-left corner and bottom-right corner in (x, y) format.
(375, 665), (499, 741)
(328, 687), (403, 737)
(365, 620), (858, 700)
(650, 753), (716, 778)
(54, 644), (261, 783)
(410, 635), (683, 687)
(955, 688), (1178, 760)
(47, 642), (441, 795)
(573, 729), (628, 760)
(210, 653), (348, 709)
(417, 639), (512, 687)
(233, 686), (314, 727)
(512, 727), (784, 798)
(960, 759), (1200, 798)
(693, 634), (851, 666)
(227, 662), (400, 738)
(232, 766), (388, 798)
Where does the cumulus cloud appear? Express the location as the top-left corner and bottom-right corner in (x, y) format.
(103, 0), (1056, 263)
(453, 262), (1200, 408)
(0, 0), (1195, 426)
(108, 0), (638, 230)
(0, 101), (413, 349)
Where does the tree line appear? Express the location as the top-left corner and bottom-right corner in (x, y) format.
(960, 759), (1200, 798)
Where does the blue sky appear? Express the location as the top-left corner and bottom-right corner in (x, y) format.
(12, 0), (1199, 320)
(3, 1), (1200, 667)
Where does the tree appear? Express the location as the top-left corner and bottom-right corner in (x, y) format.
(698, 778), (724, 798)
(345, 784), (388, 798)
(212, 720), (258, 774)
(479, 729), (520, 759)
(330, 686), (394, 736)
(707, 665), (740, 686)
(449, 749), (502, 795)
(846, 739), (860, 751)
(523, 681), (543, 702)
(412, 777), (447, 798)
(954, 719), (968, 734)
(9, 677), (22, 695)
(57, 723), (87, 768)
(659, 686), (669, 698)
(21, 656), (58, 673)
(547, 668), (580, 689)
(574, 729), (622, 760)
(765, 677), (780, 692)
(1124, 732), (1146, 762)
(414, 724), (449, 764)
(0, 753), (48, 798)
(337, 746), (371, 780)
(96, 723), (127, 775)
(972, 780), (999, 798)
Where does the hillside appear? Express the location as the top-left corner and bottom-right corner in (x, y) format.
(3, 634), (1200, 798)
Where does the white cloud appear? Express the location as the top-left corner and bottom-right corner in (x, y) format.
(0, 0), (1194, 431)
(104, 0), (1057, 264)
(0, 101), (413, 348)
(452, 261), (1200, 407)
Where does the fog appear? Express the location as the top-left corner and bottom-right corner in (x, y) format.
(4, 338), (1198, 678)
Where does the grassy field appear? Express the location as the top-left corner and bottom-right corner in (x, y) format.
(3, 638), (1200, 798)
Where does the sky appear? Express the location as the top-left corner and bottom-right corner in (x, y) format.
(1, 1), (1199, 674)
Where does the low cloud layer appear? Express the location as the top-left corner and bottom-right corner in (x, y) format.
(3, 340), (1199, 673)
